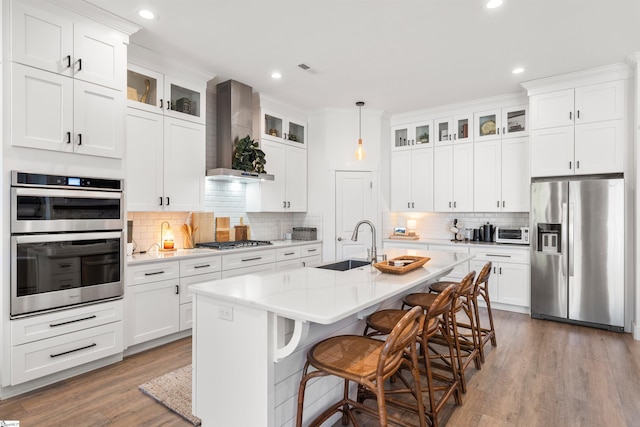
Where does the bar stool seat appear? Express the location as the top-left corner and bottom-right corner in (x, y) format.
(429, 281), (458, 294)
(296, 306), (426, 427)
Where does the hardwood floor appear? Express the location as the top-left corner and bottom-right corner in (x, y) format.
(1, 310), (640, 426)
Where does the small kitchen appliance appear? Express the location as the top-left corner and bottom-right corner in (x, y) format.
(196, 240), (273, 250)
(495, 227), (529, 244)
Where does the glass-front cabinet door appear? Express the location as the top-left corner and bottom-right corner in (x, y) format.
(391, 125), (411, 151)
(453, 114), (473, 142)
(474, 109), (501, 142)
(501, 105), (528, 138)
(286, 117), (306, 146)
(413, 120), (433, 148)
(264, 112), (284, 140)
(165, 77), (204, 124)
(435, 117), (452, 144)
(262, 111), (307, 147)
(127, 64), (163, 114)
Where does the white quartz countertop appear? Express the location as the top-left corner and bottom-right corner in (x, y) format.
(190, 249), (473, 325)
(127, 239), (322, 265)
(384, 237), (529, 248)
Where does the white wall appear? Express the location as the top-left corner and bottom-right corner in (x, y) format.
(307, 108), (386, 261)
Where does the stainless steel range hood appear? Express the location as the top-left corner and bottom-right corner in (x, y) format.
(206, 80), (274, 182)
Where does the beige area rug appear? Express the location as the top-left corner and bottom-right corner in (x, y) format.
(139, 364), (201, 426)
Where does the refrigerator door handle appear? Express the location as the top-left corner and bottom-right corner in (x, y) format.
(568, 202), (575, 277)
(561, 202), (569, 278)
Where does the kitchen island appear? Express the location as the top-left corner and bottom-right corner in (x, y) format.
(190, 249), (473, 426)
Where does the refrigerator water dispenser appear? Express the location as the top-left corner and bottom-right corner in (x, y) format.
(537, 224), (561, 253)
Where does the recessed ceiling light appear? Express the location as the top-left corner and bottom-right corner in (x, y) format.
(271, 72), (282, 79)
(138, 9), (156, 20)
(486, 0), (503, 9)
(512, 67), (525, 74)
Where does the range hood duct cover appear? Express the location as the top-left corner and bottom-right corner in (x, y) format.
(206, 79), (274, 182)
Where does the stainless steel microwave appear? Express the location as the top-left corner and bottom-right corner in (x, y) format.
(495, 227), (530, 244)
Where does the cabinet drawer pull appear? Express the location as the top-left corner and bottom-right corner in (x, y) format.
(576, 160), (580, 169)
(176, 285), (180, 295)
(58, 263), (72, 268)
(193, 264), (211, 269)
(577, 110), (580, 119)
(411, 202), (415, 208)
(50, 343), (96, 358)
(497, 201), (500, 208)
(499, 267), (503, 274)
(503, 201), (505, 208)
(408, 202), (411, 209)
(166, 197), (170, 206)
(144, 271), (165, 276)
(160, 99), (163, 109)
(242, 257), (262, 262)
(284, 252), (295, 256)
(77, 58), (82, 71)
(307, 249), (317, 252)
(486, 254), (511, 258)
(159, 197), (163, 206)
(78, 133), (82, 145)
(167, 101), (171, 110)
(569, 161), (572, 170)
(66, 55), (72, 68)
(569, 111), (572, 120)
(66, 131), (71, 144)
(50, 315), (97, 328)
(287, 201), (291, 208)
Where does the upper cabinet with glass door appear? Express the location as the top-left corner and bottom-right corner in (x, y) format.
(391, 120), (433, 151)
(474, 105), (528, 142)
(126, 63), (206, 124)
(434, 113), (473, 145)
(260, 110), (307, 148)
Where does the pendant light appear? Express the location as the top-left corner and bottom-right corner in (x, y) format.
(354, 101), (365, 160)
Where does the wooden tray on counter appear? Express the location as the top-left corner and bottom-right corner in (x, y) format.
(373, 256), (430, 275)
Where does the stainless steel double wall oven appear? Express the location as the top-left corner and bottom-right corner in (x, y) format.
(10, 171), (125, 317)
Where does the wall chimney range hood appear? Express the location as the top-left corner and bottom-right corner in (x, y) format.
(206, 80), (274, 182)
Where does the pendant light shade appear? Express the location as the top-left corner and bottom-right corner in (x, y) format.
(355, 101), (365, 160)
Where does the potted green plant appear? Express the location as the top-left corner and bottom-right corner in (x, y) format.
(232, 135), (267, 173)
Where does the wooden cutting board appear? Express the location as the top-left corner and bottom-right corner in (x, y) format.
(215, 217), (230, 242)
(192, 212), (214, 243)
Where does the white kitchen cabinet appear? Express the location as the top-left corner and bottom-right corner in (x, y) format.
(126, 64), (205, 125)
(529, 80), (626, 177)
(179, 255), (221, 331)
(9, 300), (123, 385)
(391, 120), (434, 151)
(246, 140), (307, 212)
(126, 109), (205, 212)
(530, 81), (625, 130)
(474, 104), (528, 142)
(11, 0), (127, 90)
(434, 143), (473, 212)
(301, 243), (323, 267)
(469, 247), (530, 310)
(257, 109), (306, 147)
(11, 63), (124, 158)
(434, 113), (473, 144)
(390, 147), (434, 211)
(474, 137), (529, 212)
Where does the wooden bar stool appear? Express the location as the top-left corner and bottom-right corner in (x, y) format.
(361, 284), (462, 427)
(296, 306), (426, 427)
(404, 271), (480, 394)
(428, 262), (497, 363)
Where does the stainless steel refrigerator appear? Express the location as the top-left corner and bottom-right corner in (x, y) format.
(530, 174), (624, 331)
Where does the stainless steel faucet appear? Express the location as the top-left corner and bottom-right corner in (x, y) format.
(351, 220), (377, 263)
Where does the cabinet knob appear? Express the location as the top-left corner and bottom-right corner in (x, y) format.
(337, 237), (343, 241)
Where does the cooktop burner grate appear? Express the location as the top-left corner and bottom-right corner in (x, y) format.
(196, 240), (273, 250)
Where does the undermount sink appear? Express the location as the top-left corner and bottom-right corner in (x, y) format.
(315, 259), (371, 271)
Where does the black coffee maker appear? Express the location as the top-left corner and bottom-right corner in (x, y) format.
(479, 222), (495, 242)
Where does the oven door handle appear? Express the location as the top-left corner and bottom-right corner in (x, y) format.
(83, 258), (120, 266)
(13, 187), (123, 199)
(13, 231), (123, 244)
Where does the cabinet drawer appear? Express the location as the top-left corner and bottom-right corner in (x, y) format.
(222, 249), (276, 271)
(12, 300), (123, 345)
(276, 246), (301, 261)
(221, 263), (277, 279)
(300, 243), (321, 257)
(301, 254), (322, 267)
(469, 247), (530, 264)
(50, 257), (81, 274)
(179, 272), (221, 305)
(128, 261), (179, 286)
(180, 255), (221, 277)
(11, 321), (123, 385)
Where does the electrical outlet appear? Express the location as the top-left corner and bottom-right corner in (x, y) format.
(218, 306), (233, 321)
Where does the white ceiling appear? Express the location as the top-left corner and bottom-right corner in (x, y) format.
(84, 0), (640, 115)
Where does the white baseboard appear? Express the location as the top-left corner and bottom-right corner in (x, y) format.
(633, 321), (640, 340)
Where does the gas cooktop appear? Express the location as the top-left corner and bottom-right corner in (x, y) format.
(196, 240), (273, 250)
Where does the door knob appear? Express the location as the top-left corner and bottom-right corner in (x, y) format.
(337, 237), (343, 241)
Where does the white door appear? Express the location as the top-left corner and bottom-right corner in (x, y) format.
(390, 150), (412, 211)
(412, 147), (434, 212)
(74, 80), (124, 158)
(126, 109), (164, 211)
(434, 145), (453, 211)
(258, 140), (287, 212)
(163, 118), (205, 211)
(74, 21), (126, 90)
(285, 145), (307, 211)
(473, 140), (501, 212)
(574, 120), (623, 175)
(11, 63), (73, 152)
(335, 171), (374, 260)
(530, 89), (574, 129)
(501, 137), (530, 212)
(530, 126), (575, 177)
(452, 143), (474, 211)
(574, 81), (625, 124)
(496, 263), (530, 307)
